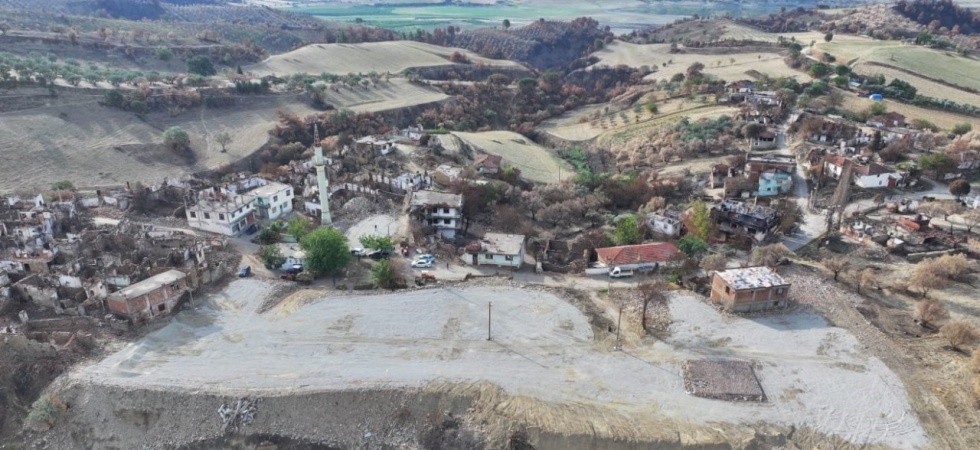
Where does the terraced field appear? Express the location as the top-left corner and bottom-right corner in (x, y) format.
(592, 41), (805, 82)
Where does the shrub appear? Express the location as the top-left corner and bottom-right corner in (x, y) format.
(914, 298), (948, 328)
(154, 46), (174, 61)
(941, 321), (979, 351)
(162, 126), (191, 155)
(27, 394), (63, 427)
(186, 55), (216, 76)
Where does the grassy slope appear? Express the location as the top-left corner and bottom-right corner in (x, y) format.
(592, 41), (805, 82)
(817, 38), (980, 92)
(451, 131), (570, 183)
(246, 41), (521, 76)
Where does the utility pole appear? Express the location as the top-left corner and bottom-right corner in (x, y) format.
(487, 301), (493, 341)
(615, 308), (622, 351)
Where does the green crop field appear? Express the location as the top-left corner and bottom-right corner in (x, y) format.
(818, 39), (980, 93)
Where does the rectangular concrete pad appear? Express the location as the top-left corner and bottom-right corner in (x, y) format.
(682, 360), (766, 403)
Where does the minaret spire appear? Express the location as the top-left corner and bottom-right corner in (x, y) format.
(313, 124), (332, 225)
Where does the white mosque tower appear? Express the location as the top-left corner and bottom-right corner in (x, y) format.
(313, 124), (332, 225)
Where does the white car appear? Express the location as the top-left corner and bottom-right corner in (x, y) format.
(350, 248), (366, 256)
(411, 259), (433, 268)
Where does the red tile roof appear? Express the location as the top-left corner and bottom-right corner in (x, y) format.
(473, 154), (502, 169)
(823, 155), (847, 167)
(595, 242), (680, 267)
(853, 162), (893, 176)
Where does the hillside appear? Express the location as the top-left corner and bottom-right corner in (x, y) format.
(592, 41), (804, 82)
(447, 131), (571, 183)
(247, 41), (522, 76)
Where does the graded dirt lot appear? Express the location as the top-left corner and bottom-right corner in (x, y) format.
(247, 40), (522, 76)
(592, 41), (806, 82)
(449, 131), (570, 183)
(0, 90), (317, 191)
(71, 280), (926, 449)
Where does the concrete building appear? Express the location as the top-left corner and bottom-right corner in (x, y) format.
(710, 266), (790, 312)
(464, 233), (525, 268)
(245, 181), (294, 220)
(711, 200), (780, 243)
(472, 154), (502, 175)
(593, 242), (680, 271)
(1, 245), (59, 274)
(648, 212), (682, 237)
(106, 270), (189, 322)
(756, 169), (792, 197)
(853, 163), (898, 189)
(744, 153), (795, 182)
(408, 191), (463, 239)
(186, 195), (256, 236)
(433, 164), (463, 186)
(750, 129), (778, 150)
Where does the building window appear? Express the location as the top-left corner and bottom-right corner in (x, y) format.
(286, 190), (292, 197)
(158, 304), (166, 313)
(204, 213), (211, 220)
(504, 255), (512, 261)
(273, 195), (278, 202)
(219, 213), (225, 221)
(776, 287), (785, 295)
(443, 208), (450, 214)
(725, 286), (730, 294)
(190, 211), (197, 218)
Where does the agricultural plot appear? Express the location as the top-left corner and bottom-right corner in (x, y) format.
(845, 65), (980, 107)
(450, 131), (570, 183)
(594, 104), (739, 149)
(313, 78), (449, 112)
(839, 95), (980, 131)
(540, 96), (726, 143)
(592, 41), (805, 83)
(817, 38), (980, 93)
(246, 41), (521, 76)
(0, 91), (316, 192)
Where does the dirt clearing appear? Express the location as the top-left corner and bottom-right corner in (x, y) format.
(73, 280), (926, 449)
(247, 41), (522, 76)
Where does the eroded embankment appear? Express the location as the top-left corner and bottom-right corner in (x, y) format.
(35, 380), (889, 450)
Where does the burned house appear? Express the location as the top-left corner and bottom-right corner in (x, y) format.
(744, 153), (795, 182)
(107, 269), (189, 323)
(711, 200), (780, 243)
(408, 190), (463, 239)
(750, 129), (778, 150)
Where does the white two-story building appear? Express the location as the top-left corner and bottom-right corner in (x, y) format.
(186, 194), (256, 236)
(408, 190), (463, 239)
(244, 181), (294, 221)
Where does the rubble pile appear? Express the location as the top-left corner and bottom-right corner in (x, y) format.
(682, 359), (766, 402)
(218, 397), (259, 432)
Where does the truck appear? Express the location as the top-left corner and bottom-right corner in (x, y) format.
(609, 266), (634, 278)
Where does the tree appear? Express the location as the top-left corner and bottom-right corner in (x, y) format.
(286, 217), (312, 241)
(824, 31), (834, 42)
(807, 62), (832, 79)
(700, 253), (727, 273)
(910, 263), (945, 297)
(750, 244), (791, 267)
(613, 215), (641, 246)
(949, 179), (971, 200)
(300, 227), (351, 275)
(868, 101), (887, 116)
(917, 153), (956, 179)
(773, 199), (803, 235)
(940, 321), (979, 352)
(929, 253), (975, 280)
(952, 123), (972, 136)
(154, 46), (174, 61)
(594, 38), (604, 50)
(638, 282), (668, 332)
(259, 245), (285, 269)
(502, 19), (511, 30)
(821, 254), (850, 281)
(371, 259), (401, 290)
(215, 132), (232, 152)
(961, 209), (980, 233)
(186, 55), (216, 76)
(51, 180), (74, 191)
(162, 126), (191, 154)
(359, 234), (395, 252)
(914, 299), (948, 329)
(688, 200), (711, 240)
(677, 234), (708, 257)
(103, 89), (125, 107)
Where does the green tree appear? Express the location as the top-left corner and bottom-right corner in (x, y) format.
(677, 234), (708, 257)
(359, 233), (395, 251)
(371, 259), (400, 290)
(162, 126), (191, 154)
(952, 123), (972, 136)
(259, 245), (285, 269)
(688, 200), (712, 240)
(868, 101), (887, 116)
(918, 153), (956, 179)
(594, 38), (604, 50)
(286, 217), (312, 240)
(612, 214), (641, 246)
(835, 64), (850, 76)
(51, 180), (74, 191)
(300, 227), (351, 275)
(824, 32), (834, 42)
(186, 55), (216, 76)
(915, 31), (933, 46)
(807, 62), (831, 79)
(215, 131), (232, 152)
(949, 179), (971, 200)
(103, 89), (125, 107)
(27, 394), (62, 427)
(502, 19), (511, 29)
(154, 46), (174, 61)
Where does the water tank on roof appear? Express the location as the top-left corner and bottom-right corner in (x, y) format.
(869, 94), (883, 101)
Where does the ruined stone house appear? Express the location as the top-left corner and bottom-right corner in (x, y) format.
(107, 269), (189, 323)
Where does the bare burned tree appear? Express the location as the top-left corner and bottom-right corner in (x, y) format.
(914, 299), (949, 329)
(941, 321), (980, 352)
(821, 253), (850, 281)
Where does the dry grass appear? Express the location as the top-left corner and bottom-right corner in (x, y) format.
(592, 41), (805, 82)
(839, 94), (980, 131)
(0, 92), (317, 192)
(312, 78), (449, 112)
(449, 131), (570, 183)
(247, 41), (521, 76)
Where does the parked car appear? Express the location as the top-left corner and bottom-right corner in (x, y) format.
(238, 265), (251, 277)
(368, 249), (392, 260)
(350, 248), (366, 256)
(609, 266), (633, 278)
(416, 254), (436, 262)
(283, 264), (303, 274)
(411, 259), (433, 268)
